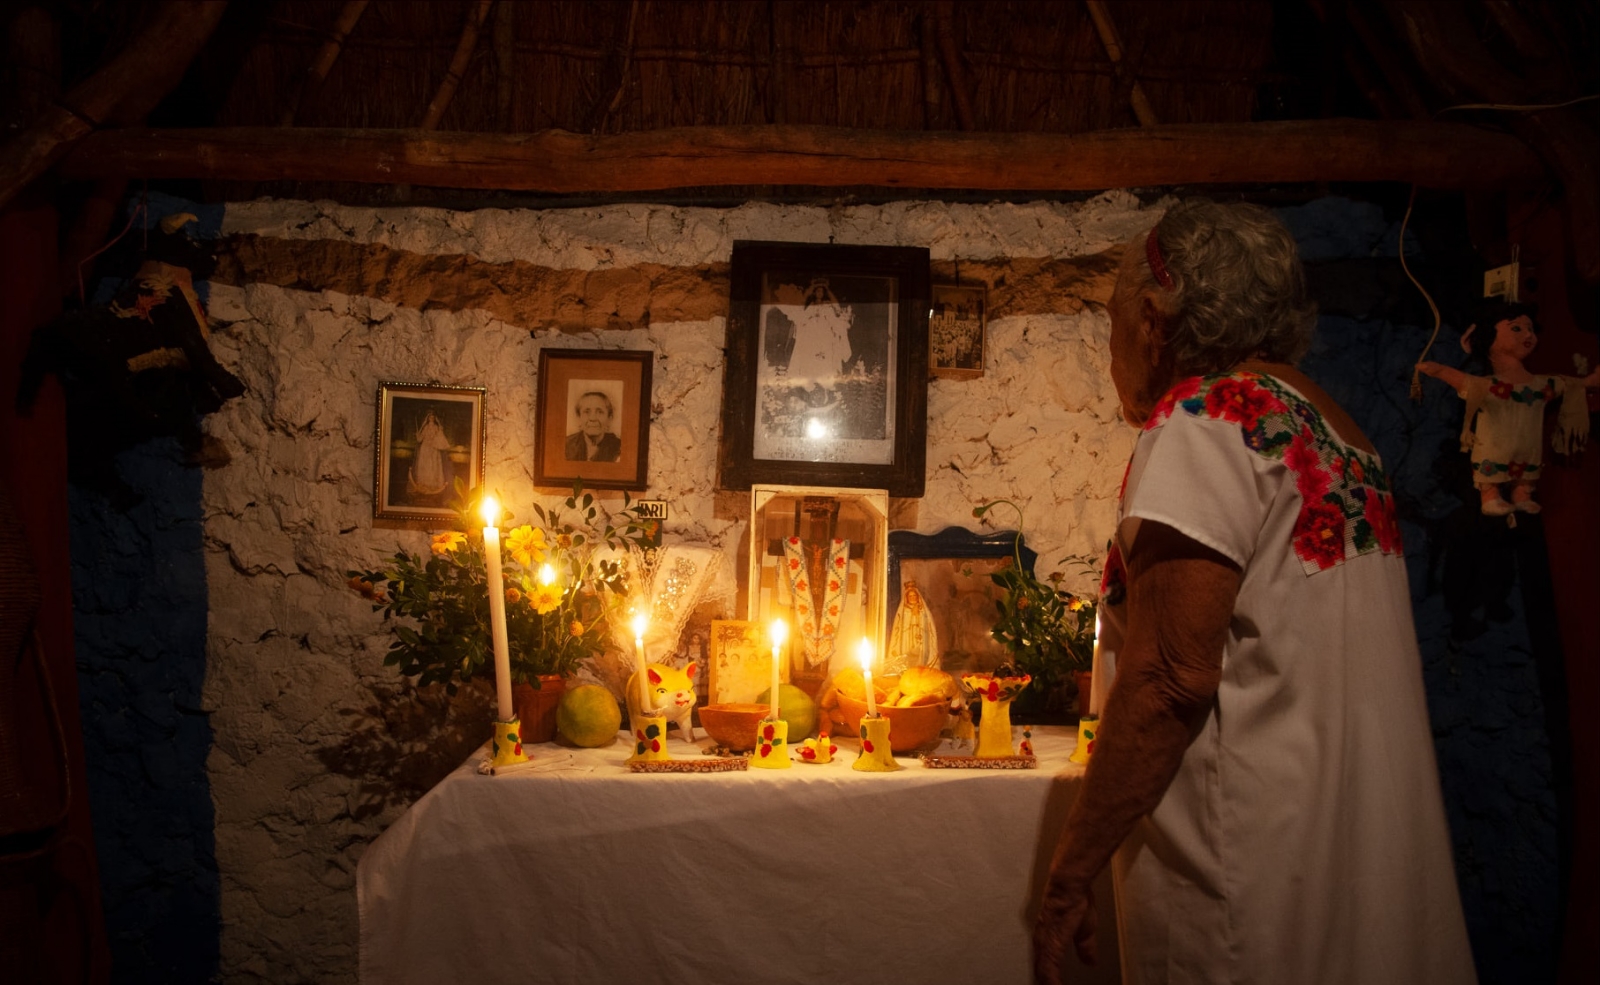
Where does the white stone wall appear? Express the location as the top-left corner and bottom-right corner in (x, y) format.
(199, 192), (1156, 981)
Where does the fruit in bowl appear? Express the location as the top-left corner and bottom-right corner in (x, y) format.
(833, 690), (948, 753)
(697, 703), (771, 752)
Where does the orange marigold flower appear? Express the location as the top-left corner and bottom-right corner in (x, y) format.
(505, 587), (522, 604)
(569, 621), (584, 637)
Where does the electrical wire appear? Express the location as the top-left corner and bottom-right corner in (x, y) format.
(1404, 92), (1598, 401)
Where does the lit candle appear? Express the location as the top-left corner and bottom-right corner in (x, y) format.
(768, 620), (787, 720)
(858, 637), (876, 718)
(479, 496), (513, 722)
(1088, 611), (1103, 717)
(538, 562), (556, 587)
(632, 611), (651, 711)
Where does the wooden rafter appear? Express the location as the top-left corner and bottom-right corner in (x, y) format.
(279, 0), (370, 127)
(421, 0), (495, 131)
(0, 0), (228, 212)
(1084, 0), (1159, 126)
(930, 2), (976, 131)
(55, 120), (1542, 193)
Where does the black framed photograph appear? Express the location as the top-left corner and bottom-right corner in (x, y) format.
(534, 348), (653, 491)
(718, 241), (931, 497)
(373, 382), (486, 521)
(929, 283), (986, 379)
(886, 527), (1037, 674)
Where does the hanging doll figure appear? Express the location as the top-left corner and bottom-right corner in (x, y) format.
(1417, 300), (1598, 516)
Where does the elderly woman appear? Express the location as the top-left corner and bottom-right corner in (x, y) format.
(1033, 202), (1475, 985)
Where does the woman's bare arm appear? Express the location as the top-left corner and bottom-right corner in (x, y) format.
(1032, 521), (1240, 985)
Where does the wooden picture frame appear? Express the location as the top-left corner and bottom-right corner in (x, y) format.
(718, 241), (931, 497)
(929, 283), (986, 379)
(534, 348), (653, 491)
(886, 527), (1038, 674)
(373, 382), (486, 521)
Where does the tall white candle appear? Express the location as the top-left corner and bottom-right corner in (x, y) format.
(632, 612), (651, 711)
(768, 620), (787, 720)
(1088, 611), (1104, 717)
(857, 637), (876, 718)
(479, 496), (513, 722)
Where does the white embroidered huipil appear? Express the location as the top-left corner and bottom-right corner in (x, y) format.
(1094, 371), (1476, 985)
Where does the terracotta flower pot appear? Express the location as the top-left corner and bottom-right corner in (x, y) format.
(513, 675), (567, 744)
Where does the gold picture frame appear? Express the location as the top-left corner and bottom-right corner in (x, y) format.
(372, 381), (486, 521)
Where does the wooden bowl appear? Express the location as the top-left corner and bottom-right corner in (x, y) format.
(698, 703), (771, 752)
(834, 691), (947, 753)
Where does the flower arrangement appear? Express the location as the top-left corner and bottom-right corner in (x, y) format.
(349, 482), (654, 693)
(971, 499), (1098, 714)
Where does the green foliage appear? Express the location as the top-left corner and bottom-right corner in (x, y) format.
(348, 480), (655, 692)
(972, 499), (1100, 706)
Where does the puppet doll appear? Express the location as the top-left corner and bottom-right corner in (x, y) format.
(1417, 301), (1598, 516)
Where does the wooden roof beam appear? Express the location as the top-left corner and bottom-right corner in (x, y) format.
(54, 120), (1542, 194)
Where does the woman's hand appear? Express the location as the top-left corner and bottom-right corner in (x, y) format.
(1033, 872), (1097, 985)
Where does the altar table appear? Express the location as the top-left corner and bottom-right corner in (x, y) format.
(357, 727), (1119, 985)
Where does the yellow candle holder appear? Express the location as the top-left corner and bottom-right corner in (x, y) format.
(798, 732), (836, 764)
(1069, 714), (1098, 765)
(490, 718), (530, 769)
(853, 716), (899, 772)
(963, 674), (1031, 758)
(628, 715), (672, 763)
(752, 719), (791, 769)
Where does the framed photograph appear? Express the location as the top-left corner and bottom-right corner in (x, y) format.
(707, 620), (786, 706)
(373, 382), (486, 521)
(929, 283), (986, 379)
(886, 527), (1038, 675)
(718, 241), (931, 497)
(534, 348), (653, 490)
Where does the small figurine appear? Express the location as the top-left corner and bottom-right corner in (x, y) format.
(1417, 301), (1597, 516)
(797, 732), (837, 764)
(883, 580), (938, 674)
(625, 661), (698, 743)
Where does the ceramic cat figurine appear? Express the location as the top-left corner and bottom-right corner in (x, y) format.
(625, 661), (698, 743)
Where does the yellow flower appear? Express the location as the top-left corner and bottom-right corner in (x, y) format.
(1068, 597), (1086, 612)
(569, 620), (584, 637)
(506, 525), (547, 567)
(505, 587), (522, 604)
(430, 531), (467, 555)
(530, 582), (563, 615)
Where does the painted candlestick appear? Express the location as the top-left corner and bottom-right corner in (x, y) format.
(853, 716), (898, 772)
(964, 674), (1031, 758)
(752, 719), (790, 769)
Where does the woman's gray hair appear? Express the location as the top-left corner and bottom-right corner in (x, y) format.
(1134, 200), (1317, 375)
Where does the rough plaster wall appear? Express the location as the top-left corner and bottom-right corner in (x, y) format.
(199, 193), (1156, 981)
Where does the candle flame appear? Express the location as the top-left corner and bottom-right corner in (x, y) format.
(538, 563), (557, 586)
(478, 495), (500, 527)
(770, 619), (787, 648)
(631, 611), (649, 640)
(857, 637), (874, 672)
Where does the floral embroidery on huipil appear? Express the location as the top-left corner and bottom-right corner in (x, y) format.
(1142, 372), (1402, 574)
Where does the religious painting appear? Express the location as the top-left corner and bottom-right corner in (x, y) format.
(534, 348), (653, 491)
(746, 485), (889, 699)
(719, 242), (931, 497)
(886, 527), (1039, 676)
(373, 382), (486, 521)
(928, 283), (986, 379)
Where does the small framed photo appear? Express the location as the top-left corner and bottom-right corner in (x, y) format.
(718, 241), (930, 497)
(929, 284), (986, 379)
(534, 348), (653, 490)
(373, 382), (486, 521)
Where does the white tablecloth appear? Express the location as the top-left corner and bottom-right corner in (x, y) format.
(357, 727), (1119, 985)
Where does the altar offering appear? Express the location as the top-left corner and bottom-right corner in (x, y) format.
(797, 732), (836, 763)
(699, 702), (769, 752)
(853, 716), (899, 772)
(625, 661), (698, 746)
(962, 673), (1031, 758)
